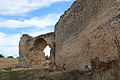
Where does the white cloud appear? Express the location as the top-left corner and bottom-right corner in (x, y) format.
(0, 32), (20, 57)
(29, 29), (53, 37)
(0, 0), (71, 15)
(0, 14), (60, 28)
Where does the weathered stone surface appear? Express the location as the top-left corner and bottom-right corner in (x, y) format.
(17, 32), (55, 68)
(55, 0), (120, 71)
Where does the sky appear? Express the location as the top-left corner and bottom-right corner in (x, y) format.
(0, 0), (74, 57)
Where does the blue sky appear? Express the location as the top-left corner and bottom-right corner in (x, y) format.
(0, 0), (74, 57)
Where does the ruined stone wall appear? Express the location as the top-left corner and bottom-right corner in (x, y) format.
(37, 32), (55, 61)
(55, 0), (120, 71)
(17, 32), (55, 68)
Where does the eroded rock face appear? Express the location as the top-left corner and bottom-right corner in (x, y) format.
(55, 0), (120, 71)
(17, 32), (55, 68)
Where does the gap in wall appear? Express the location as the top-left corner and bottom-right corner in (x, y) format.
(43, 46), (51, 57)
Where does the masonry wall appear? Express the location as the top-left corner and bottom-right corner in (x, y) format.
(17, 32), (55, 68)
(55, 0), (120, 71)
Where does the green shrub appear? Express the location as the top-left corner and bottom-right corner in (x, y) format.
(7, 56), (14, 58)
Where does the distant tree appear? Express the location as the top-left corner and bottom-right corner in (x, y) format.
(0, 54), (4, 58)
(16, 56), (19, 58)
(7, 56), (14, 58)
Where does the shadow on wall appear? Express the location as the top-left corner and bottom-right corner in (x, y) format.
(34, 38), (47, 50)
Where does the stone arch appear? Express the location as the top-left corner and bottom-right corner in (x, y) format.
(33, 38), (51, 58)
(17, 32), (55, 68)
(34, 38), (47, 51)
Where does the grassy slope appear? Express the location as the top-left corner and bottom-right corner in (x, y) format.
(0, 58), (120, 80)
(0, 68), (62, 80)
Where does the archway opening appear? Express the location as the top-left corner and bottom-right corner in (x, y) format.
(34, 38), (52, 60)
(43, 46), (51, 57)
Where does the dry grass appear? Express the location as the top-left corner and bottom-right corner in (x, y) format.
(0, 58), (18, 68)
